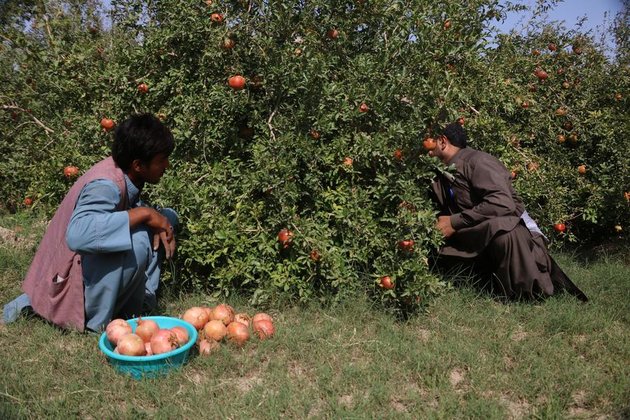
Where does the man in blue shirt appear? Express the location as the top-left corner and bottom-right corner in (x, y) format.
(3, 114), (179, 331)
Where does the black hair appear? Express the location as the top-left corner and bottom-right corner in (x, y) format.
(112, 113), (174, 171)
(443, 121), (467, 148)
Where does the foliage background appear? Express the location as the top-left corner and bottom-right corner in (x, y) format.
(1, 0), (628, 310)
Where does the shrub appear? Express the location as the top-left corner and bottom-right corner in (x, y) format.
(1, 1), (627, 311)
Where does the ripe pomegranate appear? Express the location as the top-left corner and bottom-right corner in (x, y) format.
(135, 317), (159, 343)
(150, 329), (179, 354)
(198, 338), (220, 355)
(137, 83), (149, 93)
(202, 306), (214, 320)
(100, 118), (115, 131)
(117, 333), (146, 356)
(359, 102), (369, 113)
(228, 75), (246, 90)
(170, 326), (190, 346)
(398, 239), (414, 253)
(577, 165), (587, 175)
(106, 319), (132, 346)
(23, 197), (33, 206)
(221, 37), (235, 50)
(379, 276), (394, 289)
(534, 68), (548, 80)
(326, 28), (339, 39)
(278, 228), (293, 248)
(234, 313), (251, 328)
(393, 148), (403, 161)
(211, 303), (235, 325)
(554, 223), (566, 233)
(210, 13), (224, 23)
(203, 319), (227, 341)
(253, 319), (274, 340)
(253, 313), (273, 324)
(227, 321), (250, 346)
(63, 166), (79, 179)
(555, 107), (568, 117)
(182, 306), (210, 330)
(423, 137), (437, 151)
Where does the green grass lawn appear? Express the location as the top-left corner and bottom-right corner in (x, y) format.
(1, 213), (628, 419)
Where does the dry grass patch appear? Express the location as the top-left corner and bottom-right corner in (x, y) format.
(337, 393), (354, 409)
(499, 393), (531, 419)
(449, 366), (469, 393)
(416, 327), (431, 342)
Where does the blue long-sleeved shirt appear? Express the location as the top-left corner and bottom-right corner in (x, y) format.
(66, 176), (141, 253)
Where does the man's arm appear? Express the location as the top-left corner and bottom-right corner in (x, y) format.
(66, 180), (133, 253)
(67, 179), (175, 255)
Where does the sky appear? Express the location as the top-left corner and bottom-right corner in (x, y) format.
(496, 0), (623, 37)
(97, 0), (623, 50)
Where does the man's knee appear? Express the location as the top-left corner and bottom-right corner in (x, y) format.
(492, 230), (512, 248)
(159, 208), (179, 229)
(486, 230), (512, 260)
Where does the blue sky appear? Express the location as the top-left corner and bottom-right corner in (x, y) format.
(497, 0), (623, 34)
(494, 0), (624, 54)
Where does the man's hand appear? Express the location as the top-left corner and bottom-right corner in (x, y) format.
(436, 215), (456, 238)
(152, 226), (176, 260)
(128, 207), (177, 259)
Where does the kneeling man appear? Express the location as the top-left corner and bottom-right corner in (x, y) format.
(428, 121), (587, 301)
(3, 113), (179, 331)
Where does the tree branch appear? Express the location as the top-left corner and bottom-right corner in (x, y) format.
(1, 105), (55, 134)
(267, 109), (277, 141)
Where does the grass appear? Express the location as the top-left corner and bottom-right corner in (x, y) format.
(1, 213), (629, 419)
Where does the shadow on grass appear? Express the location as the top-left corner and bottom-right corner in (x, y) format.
(427, 253), (588, 306)
(559, 239), (630, 266)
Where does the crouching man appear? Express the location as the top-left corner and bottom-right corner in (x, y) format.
(3, 113), (179, 331)
(428, 121), (587, 301)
